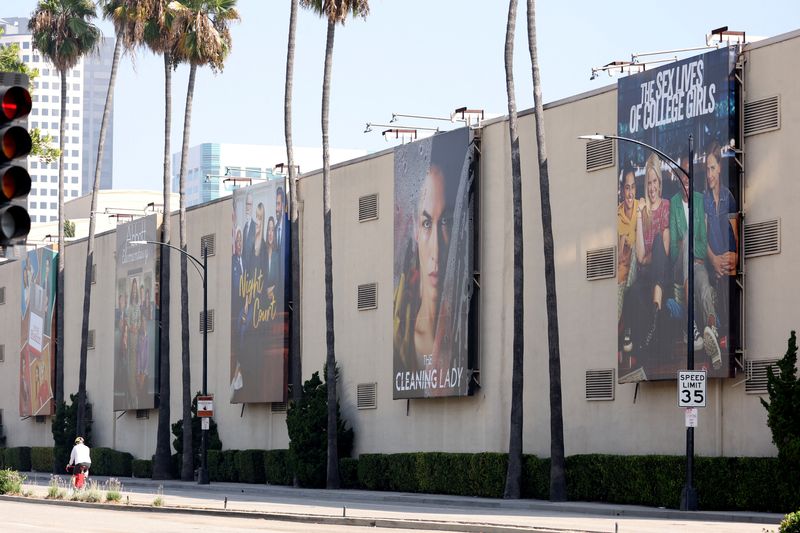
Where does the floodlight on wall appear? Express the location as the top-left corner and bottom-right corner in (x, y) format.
(221, 177), (253, 189)
(364, 123), (438, 135)
(144, 202), (163, 213)
(273, 163), (300, 177)
(382, 128), (418, 143)
(706, 26), (746, 46)
(451, 107), (484, 127)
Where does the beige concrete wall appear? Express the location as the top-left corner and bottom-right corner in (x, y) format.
(2, 31), (798, 460)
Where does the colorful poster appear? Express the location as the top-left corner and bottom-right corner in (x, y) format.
(114, 215), (159, 410)
(230, 179), (290, 403)
(616, 47), (740, 382)
(19, 246), (56, 417)
(393, 127), (476, 399)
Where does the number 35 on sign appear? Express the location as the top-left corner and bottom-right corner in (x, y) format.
(678, 370), (707, 408)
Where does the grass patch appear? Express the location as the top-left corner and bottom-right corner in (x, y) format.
(105, 478), (123, 503)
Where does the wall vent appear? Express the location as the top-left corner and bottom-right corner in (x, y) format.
(744, 219), (780, 258)
(586, 246), (616, 281)
(200, 234), (216, 257)
(87, 329), (95, 350)
(744, 95), (780, 136)
(136, 409), (149, 419)
(585, 369), (615, 400)
(35, 415), (46, 424)
(585, 138), (615, 172)
(358, 193), (379, 222)
(746, 358), (780, 394)
(357, 283), (378, 311)
(0, 286), (5, 304)
(271, 401), (288, 413)
(357, 382), (378, 409)
(200, 309), (215, 333)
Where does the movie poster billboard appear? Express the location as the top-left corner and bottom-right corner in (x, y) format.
(230, 179), (290, 403)
(114, 215), (159, 410)
(616, 47), (740, 382)
(19, 246), (57, 416)
(393, 127), (476, 399)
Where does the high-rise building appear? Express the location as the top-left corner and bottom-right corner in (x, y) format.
(0, 16), (114, 223)
(172, 143), (367, 207)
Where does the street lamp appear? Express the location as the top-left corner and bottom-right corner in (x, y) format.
(579, 133), (698, 511)
(131, 239), (210, 485)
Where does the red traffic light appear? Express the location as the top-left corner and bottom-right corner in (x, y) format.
(1, 86), (32, 122)
(0, 125), (32, 162)
(1, 165), (31, 201)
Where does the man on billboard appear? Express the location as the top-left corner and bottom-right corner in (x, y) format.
(617, 165), (637, 356)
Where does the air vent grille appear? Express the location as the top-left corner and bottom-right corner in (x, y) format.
(357, 382), (377, 409)
(359, 194), (379, 222)
(200, 309), (215, 333)
(746, 358), (780, 394)
(586, 369), (615, 400)
(271, 401), (288, 413)
(357, 283), (378, 311)
(744, 95), (780, 136)
(586, 139), (615, 172)
(200, 234), (216, 257)
(744, 219), (780, 258)
(586, 246), (616, 281)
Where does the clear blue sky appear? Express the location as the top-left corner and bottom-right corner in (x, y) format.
(11, 0), (800, 190)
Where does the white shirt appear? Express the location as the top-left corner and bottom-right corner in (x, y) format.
(69, 443), (91, 465)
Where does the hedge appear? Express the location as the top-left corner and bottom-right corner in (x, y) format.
(3, 447), (31, 472)
(235, 450), (266, 484)
(91, 447), (133, 477)
(207, 450), (239, 482)
(132, 459), (152, 478)
(31, 447), (54, 472)
(264, 449), (292, 486)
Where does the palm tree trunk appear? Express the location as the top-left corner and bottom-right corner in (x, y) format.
(321, 17), (340, 490)
(55, 67), (67, 409)
(503, 0), (524, 500)
(526, 0), (566, 501)
(178, 63), (197, 482)
(153, 52), (173, 480)
(77, 37), (121, 436)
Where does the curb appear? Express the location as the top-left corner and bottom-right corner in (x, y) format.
(0, 494), (599, 533)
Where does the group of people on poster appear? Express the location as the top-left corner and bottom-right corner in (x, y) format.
(617, 142), (738, 379)
(230, 183), (290, 403)
(114, 274), (156, 407)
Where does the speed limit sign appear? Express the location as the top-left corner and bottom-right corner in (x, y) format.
(678, 370), (707, 407)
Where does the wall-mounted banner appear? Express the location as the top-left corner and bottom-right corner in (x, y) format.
(19, 246), (57, 417)
(114, 214), (159, 411)
(230, 179), (289, 403)
(616, 47), (740, 382)
(393, 128), (475, 399)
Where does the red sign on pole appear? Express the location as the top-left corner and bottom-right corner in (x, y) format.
(197, 395), (214, 417)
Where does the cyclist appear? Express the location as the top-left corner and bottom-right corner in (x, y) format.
(67, 436), (92, 485)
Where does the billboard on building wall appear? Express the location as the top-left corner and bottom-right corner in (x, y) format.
(19, 246), (57, 417)
(230, 179), (289, 403)
(616, 47), (740, 382)
(114, 215), (159, 411)
(393, 128), (476, 399)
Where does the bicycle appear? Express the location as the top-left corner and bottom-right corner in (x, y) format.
(66, 464), (89, 490)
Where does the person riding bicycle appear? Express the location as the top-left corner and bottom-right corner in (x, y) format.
(67, 436), (91, 479)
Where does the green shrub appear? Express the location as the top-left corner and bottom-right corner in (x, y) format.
(235, 450), (265, 484)
(286, 370), (354, 488)
(521, 454), (549, 500)
(209, 450), (238, 482)
(4, 447), (31, 471)
(340, 457), (359, 489)
(0, 469), (25, 494)
(264, 449), (292, 485)
(780, 510), (800, 533)
(31, 447), (54, 472)
(357, 454), (386, 490)
(132, 459), (153, 478)
(0, 448), (4, 468)
(762, 332), (800, 479)
(90, 448), (133, 477)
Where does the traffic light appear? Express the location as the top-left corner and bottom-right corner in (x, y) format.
(0, 78), (32, 246)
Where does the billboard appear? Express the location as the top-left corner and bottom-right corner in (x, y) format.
(19, 246), (57, 417)
(616, 47), (740, 382)
(114, 215), (159, 410)
(230, 179), (289, 403)
(393, 128), (476, 399)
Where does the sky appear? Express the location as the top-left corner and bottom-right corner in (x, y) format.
(9, 0), (800, 191)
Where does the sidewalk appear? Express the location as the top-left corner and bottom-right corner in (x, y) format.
(19, 473), (784, 533)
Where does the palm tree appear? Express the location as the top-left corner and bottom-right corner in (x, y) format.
(285, 0), (301, 423)
(29, 0), (101, 415)
(526, 0), (566, 501)
(502, 0), (525, 500)
(299, 0), (369, 489)
(170, 0), (239, 482)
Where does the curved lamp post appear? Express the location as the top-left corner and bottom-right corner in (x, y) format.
(131, 239), (210, 485)
(579, 133), (698, 511)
